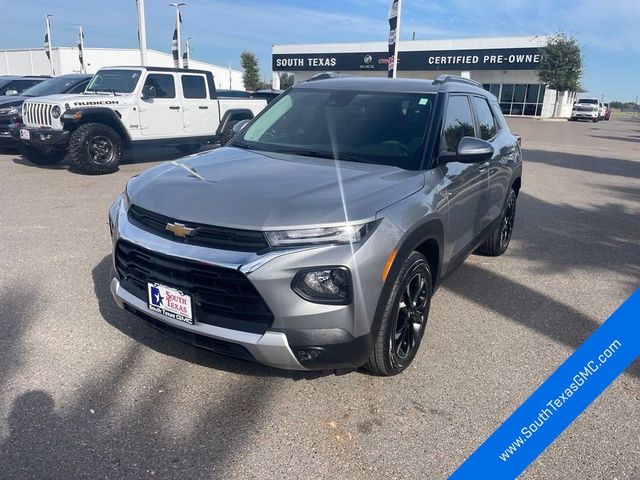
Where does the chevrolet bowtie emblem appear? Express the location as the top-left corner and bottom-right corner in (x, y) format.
(166, 222), (196, 238)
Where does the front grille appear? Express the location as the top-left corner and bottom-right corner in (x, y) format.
(23, 102), (53, 127)
(115, 240), (274, 334)
(128, 204), (270, 252)
(576, 106), (596, 112)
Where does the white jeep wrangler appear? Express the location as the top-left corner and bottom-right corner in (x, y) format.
(11, 66), (267, 174)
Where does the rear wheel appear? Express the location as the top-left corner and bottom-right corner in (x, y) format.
(68, 123), (123, 175)
(365, 251), (432, 376)
(476, 189), (517, 256)
(19, 144), (65, 165)
(175, 144), (201, 155)
(218, 120), (240, 145)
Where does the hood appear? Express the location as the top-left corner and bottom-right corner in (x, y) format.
(0, 96), (26, 108)
(127, 147), (425, 230)
(24, 93), (132, 108)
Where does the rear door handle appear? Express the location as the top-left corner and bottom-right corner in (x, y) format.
(169, 105), (180, 110)
(199, 105), (209, 110)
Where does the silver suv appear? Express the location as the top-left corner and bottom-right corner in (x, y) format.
(108, 75), (522, 376)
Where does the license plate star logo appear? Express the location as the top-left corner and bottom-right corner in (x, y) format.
(166, 222), (196, 238)
(150, 286), (164, 306)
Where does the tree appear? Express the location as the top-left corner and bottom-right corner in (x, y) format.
(538, 33), (583, 117)
(240, 51), (262, 92)
(279, 73), (294, 89)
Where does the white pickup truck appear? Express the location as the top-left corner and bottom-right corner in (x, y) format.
(11, 66), (267, 174)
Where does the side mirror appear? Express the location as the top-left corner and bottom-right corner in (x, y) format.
(141, 85), (156, 99)
(5, 90), (18, 96)
(232, 119), (251, 134)
(455, 136), (494, 163)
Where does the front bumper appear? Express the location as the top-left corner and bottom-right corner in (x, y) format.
(571, 111), (598, 119)
(108, 197), (397, 371)
(8, 123), (69, 148)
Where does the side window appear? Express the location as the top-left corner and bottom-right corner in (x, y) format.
(144, 74), (175, 99)
(472, 96), (498, 140)
(441, 95), (475, 153)
(13, 79), (41, 93)
(69, 80), (90, 94)
(181, 75), (207, 99)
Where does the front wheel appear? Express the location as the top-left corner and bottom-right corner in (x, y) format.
(19, 144), (65, 165)
(364, 251), (432, 376)
(68, 123), (123, 175)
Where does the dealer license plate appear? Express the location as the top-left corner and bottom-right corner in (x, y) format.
(20, 129), (30, 140)
(147, 282), (193, 325)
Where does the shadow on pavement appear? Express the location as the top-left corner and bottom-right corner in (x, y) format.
(589, 134), (640, 143)
(0, 344), (277, 479)
(524, 148), (640, 178)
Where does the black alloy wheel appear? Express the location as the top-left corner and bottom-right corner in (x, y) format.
(87, 135), (115, 165)
(500, 191), (517, 251)
(390, 270), (430, 368)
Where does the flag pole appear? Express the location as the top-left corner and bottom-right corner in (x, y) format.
(78, 26), (85, 73)
(45, 14), (54, 76)
(169, 3), (187, 68)
(392, 0), (402, 78)
(136, 0), (148, 65)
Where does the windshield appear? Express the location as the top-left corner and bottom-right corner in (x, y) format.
(234, 88), (435, 170)
(577, 99), (598, 104)
(22, 76), (84, 97)
(86, 69), (142, 93)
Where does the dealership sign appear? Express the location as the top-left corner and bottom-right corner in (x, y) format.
(273, 47), (541, 72)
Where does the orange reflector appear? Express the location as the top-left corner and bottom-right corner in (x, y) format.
(382, 249), (397, 282)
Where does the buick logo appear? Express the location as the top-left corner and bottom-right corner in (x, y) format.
(363, 55), (373, 64)
(166, 222), (196, 238)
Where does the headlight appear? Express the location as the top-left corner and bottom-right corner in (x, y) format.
(121, 185), (131, 211)
(51, 105), (62, 119)
(291, 267), (351, 304)
(0, 105), (19, 116)
(265, 221), (377, 247)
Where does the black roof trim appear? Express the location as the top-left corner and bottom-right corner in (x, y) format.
(104, 66), (214, 76)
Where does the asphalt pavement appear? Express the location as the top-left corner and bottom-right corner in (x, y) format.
(0, 118), (638, 479)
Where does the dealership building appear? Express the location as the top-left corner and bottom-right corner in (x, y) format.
(272, 35), (575, 117)
(0, 47), (245, 90)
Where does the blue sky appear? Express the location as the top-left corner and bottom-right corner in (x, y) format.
(1, 0), (639, 100)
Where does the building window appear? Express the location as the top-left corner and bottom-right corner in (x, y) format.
(484, 83), (546, 116)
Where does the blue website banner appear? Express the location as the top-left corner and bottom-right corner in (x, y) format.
(450, 289), (640, 479)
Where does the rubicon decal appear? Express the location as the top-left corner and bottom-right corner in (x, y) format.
(73, 100), (120, 106)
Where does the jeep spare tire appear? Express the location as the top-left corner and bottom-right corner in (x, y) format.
(19, 144), (65, 166)
(68, 123), (123, 175)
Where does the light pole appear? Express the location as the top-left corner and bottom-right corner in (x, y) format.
(169, 3), (187, 68)
(136, 0), (148, 65)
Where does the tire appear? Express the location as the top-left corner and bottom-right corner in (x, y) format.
(364, 251), (432, 376)
(68, 123), (123, 175)
(19, 144), (65, 165)
(175, 144), (201, 155)
(218, 120), (240, 146)
(592, 118), (598, 123)
(476, 189), (517, 256)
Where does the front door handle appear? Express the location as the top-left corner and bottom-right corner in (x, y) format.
(199, 105), (209, 110)
(479, 161), (489, 172)
(169, 105), (180, 110)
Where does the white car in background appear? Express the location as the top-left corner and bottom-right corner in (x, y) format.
(570, 98), (601, 122)
(11, 66), (266, 174)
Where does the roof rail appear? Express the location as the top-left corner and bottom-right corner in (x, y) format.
(306, 72), (354, 82)
(432, 74), (483, 88)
